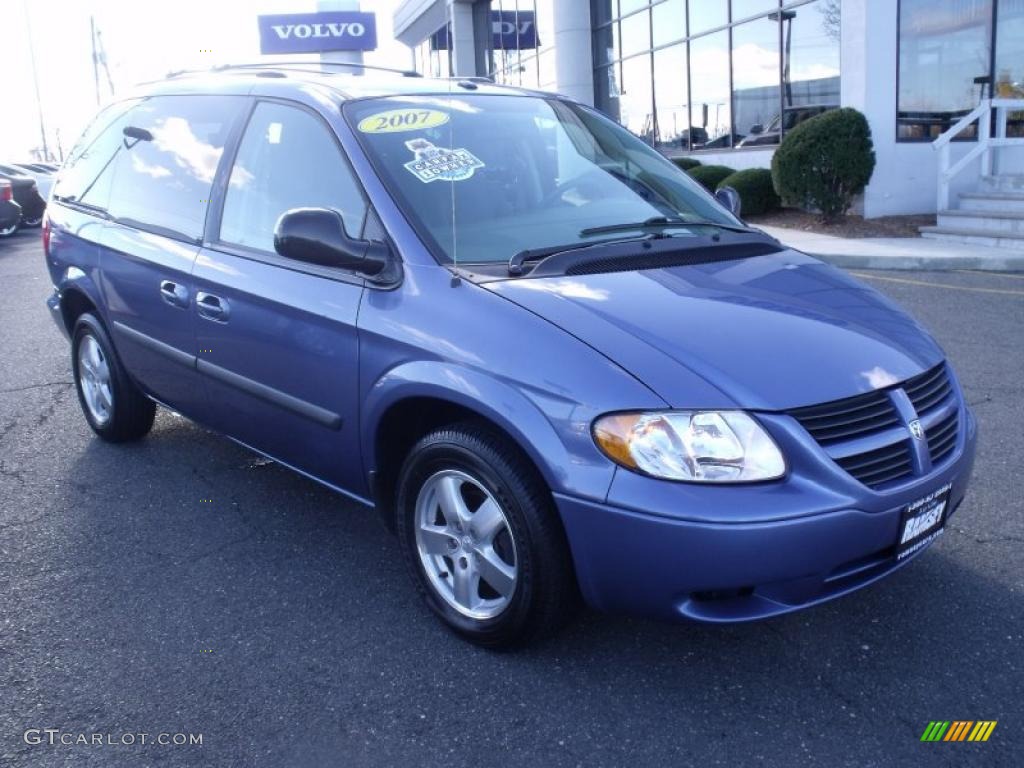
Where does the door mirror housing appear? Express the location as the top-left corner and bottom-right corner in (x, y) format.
(715, 186), (742, 218)
(274, 208), (389, 278)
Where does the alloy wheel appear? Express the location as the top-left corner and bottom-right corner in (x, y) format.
(77, 334), (113, 425)
(414, 469), (518, 620)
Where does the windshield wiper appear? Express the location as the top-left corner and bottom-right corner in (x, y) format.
(580, 215), (757, 237)
(508, 235), (650, 276)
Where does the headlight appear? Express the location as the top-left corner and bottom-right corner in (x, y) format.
(593, 411), (785, 482)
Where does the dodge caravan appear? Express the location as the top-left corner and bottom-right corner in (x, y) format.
(44, 65), (976, 647)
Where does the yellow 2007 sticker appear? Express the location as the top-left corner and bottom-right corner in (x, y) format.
(357, 108), (450, 134)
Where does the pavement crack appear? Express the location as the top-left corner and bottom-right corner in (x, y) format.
(0, 380), (72, 394)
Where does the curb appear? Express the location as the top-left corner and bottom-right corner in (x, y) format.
(802, 251), (1024, 272)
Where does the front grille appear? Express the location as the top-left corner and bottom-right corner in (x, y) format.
(927, 410), (959, 466)
(788, 362), (959, 490)
(834, 440), (915, 488)
(904, 363), (953, 412)
(789, 390), (901, 446)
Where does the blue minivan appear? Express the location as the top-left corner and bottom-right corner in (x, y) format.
(45, 65), (976, 647)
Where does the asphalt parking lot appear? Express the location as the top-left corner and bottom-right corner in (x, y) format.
(1, 226), (1021, 767)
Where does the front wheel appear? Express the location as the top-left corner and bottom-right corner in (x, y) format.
(0, 220), (17, 238)
(396, 422), (578, 648)
(22, 215), (43, 228)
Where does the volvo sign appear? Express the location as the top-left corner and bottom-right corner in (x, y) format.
(258, 12), (378, 54)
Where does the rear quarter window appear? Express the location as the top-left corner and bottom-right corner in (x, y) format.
(53, 99), (141, 206)
(56, 95), (244, 241)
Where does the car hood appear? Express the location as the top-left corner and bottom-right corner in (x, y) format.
(483, 249), (944, 411)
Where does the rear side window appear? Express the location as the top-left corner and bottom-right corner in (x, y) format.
(219, 101), (367, 253)
(104, 96), (244, 240)
(52, 99), (140, 206)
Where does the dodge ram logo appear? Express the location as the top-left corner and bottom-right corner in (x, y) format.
(909, 419), (924, 440)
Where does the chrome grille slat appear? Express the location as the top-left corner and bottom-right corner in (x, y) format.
(788, 362), (958, 490)
(927, 411), (959, 465)
(835, 441), (913, 487)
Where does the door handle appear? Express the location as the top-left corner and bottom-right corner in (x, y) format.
(196, 291), (230, 322)
(159, 280), (189, 308)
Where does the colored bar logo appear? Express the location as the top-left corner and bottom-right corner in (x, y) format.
(920, 721), (997, 742)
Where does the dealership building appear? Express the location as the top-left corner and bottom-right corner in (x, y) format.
(392, 0), (1024, 222)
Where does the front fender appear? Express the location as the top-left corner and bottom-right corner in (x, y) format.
(361, 360), (619, 503)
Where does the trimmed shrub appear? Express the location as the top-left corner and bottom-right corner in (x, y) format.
(687, 164), (736, 192)
(716, 168), (780, 216)
(771, 107), (876, 222)
(671, 157), (702, 171)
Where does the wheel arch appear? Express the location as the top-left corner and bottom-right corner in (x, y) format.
(57, 276), (106, 337)
(363, 362), (586, 532)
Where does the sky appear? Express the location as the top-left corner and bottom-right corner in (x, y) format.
(0, 0), (411, 160)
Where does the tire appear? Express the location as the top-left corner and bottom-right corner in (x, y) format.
(71, 313), (155, 442)
(396, 421), (578, 648)
(0, 221), (17, 238)
(22, 216), (43, 228)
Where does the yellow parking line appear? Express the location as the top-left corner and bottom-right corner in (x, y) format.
(851, 272), (1024, 296)
(956, 269), (1024, 280)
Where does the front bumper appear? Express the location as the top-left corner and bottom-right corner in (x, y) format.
(556, 407), (977, 623)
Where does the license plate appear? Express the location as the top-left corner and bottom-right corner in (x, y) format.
(896, 482), (952, 561)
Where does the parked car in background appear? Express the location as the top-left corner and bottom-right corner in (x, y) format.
(1, 161), (54, 199)
(736, 104), (839, 147)
(0, 166), (46, 226)
(0, 180), (22, 237)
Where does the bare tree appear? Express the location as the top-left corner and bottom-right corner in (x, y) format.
(821, 0), (841, 43)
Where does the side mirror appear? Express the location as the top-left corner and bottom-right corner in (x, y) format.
(715, 186), (742, 218)
(274, 208), (388, 277)
(749, 123), (764, 135)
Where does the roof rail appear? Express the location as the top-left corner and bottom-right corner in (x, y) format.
(166, 60), (422, 79)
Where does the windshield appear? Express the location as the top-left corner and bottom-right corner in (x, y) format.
(345, 94), (740, 265)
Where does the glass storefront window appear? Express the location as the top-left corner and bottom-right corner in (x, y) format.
(732, 17), (781, 146)
(782, 1), (841, 126)
(732, 0), (780, 22)
(689, 30), (732, 148)
(521, 54), (540, 88)
(689, 2), (728, 34)
(897, 0), (993, 140)
(652, 0), (686, 47)
(620, 0), (650, 14)
(995, 0), (1024, 136)
(619, 53), (655, 140)
(589, 0), (838, 151)
(653, 43), (690, 149)
(620, 7), (652, 58)
(593, 20), (620, 68)
(595, 64), (620, 118)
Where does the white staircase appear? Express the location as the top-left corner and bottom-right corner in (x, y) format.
(923, 99), (1024, 249)
(921, 174), (1024, 249)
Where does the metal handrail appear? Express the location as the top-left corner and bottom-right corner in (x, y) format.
(932, 98), (1024, 210)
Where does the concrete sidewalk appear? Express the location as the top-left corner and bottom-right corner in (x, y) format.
(758, 225), (1024, 271)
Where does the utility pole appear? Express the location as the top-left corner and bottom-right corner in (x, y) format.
(92, 16), (101, 106)
(23, 0), (49, 159)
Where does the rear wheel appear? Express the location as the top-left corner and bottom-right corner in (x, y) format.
(72, 313), (155, 442)
(397, 422), (577, 648)
(22, 215), (43, 228)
